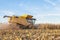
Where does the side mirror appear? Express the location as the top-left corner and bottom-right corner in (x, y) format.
(3, 15), (7, 18)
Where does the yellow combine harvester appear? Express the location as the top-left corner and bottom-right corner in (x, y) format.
(3, 14), (36, 29)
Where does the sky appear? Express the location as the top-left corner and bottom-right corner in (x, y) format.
(0, 0), (60, 24)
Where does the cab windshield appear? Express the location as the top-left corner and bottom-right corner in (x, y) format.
(27, 18), (36, 24)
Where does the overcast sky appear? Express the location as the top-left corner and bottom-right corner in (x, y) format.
(0, 0), (60, 24)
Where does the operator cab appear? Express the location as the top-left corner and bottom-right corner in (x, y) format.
(27, 18), (36, 25)
(21, 14), (36, 25)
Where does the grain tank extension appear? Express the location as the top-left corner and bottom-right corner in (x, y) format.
(3, 14), (36, 29)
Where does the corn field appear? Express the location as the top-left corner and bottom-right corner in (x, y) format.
(0, 29), (60, 40)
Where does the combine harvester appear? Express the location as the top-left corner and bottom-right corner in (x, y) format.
(3, 14), (38, 29)
(3, 14), (59, 30)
